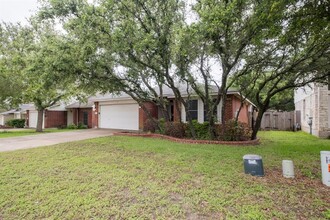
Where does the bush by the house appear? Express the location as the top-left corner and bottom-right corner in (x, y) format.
(143, 118), (252, 141)
(78, 122), (88, 129)
(67, 123), (88, 129)
(217, 119), (251, 141)
(143, 118), (158, 133)
(67, 123), (78, 129)
(192, 120), (210, 140)
(164, 122), (186, 138)
(158, 118), (166, 134)
(5, 119), (26, 128)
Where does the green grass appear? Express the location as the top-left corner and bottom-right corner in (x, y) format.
(0, 128), (75, 138)
(0, 131), (329, 219)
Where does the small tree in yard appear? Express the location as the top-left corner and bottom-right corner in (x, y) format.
(0, 21), (84, 132)
(39, 0), (202, 137)
(0, 23), (28, 110)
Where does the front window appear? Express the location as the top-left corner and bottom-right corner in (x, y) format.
(186, 100), (198, 121)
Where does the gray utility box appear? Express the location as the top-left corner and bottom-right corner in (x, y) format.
(243, 154), (264, 176)
(320, 151), (330, 186)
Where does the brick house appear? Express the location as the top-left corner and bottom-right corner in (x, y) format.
(89, 87), (255, 131)
(20, 86), (255, 131)
(294, 83), (330, 138)
(26, 104), (67, 129)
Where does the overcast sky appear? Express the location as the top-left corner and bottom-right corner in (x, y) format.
(0, 0), (39, 24)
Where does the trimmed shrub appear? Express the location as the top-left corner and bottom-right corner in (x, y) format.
(164, 122), (186, 138)
(184, 120), (211, 140)
(192, 120), (210, 140)
(142, 118), (252, 141)
(5, 119), (25, 128)
(67, 123), (78, 129)
(143, 118), (158, 133)
(158, 118), (166, 134)
(217, 119), (252, 141)
(78, 122), (88, 129)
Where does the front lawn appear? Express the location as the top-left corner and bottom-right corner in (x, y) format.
(0, 131), (329, 219)
(0, 128), (75, 138)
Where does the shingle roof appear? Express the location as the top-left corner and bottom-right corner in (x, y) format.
(66, 100), (94, 108)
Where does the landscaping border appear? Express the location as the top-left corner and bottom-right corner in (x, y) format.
(113, 132), (260, 146)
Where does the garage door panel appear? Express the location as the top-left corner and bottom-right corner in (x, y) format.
(100, 104), (139, 130)
(29, 111), (38, 128)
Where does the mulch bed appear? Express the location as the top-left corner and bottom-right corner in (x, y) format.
(113, 132), (260, 146)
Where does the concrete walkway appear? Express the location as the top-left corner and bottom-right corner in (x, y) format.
(0, 129), (115, 152)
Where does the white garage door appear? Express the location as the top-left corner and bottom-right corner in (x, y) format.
(99, 104), (139, 130)
(29, 111), (38, 128)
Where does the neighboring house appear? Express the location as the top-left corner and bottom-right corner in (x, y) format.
(0, 109), (16, 126)
(87, 87), (255, 131)
(294, 83), (330, 138)
(0, 104), (33, 126)
(66, 99), (95, 128)
(26, 103), (67, 129)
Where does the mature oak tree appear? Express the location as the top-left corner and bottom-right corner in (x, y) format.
(39, 0), (203, 137)
(37, 0), (329, 140)
(0, 23), (30, 110)
(231, 0), (330, 139)
(189, 0), (329, 139)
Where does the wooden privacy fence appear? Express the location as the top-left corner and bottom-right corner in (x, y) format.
(260, 111), (295, 131)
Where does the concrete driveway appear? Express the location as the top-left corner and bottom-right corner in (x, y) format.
(0, 129), (115, 152)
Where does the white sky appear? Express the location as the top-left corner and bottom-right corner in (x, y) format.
(0, 0), (39, 24)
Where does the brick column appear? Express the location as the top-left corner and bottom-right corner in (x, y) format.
(73, 109), (78, 125)
(225, 95), (233, 122)
(139, 102), (158, 130)
(92, 102), (99, 128)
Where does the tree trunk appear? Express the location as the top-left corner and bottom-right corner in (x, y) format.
(159, 105), (171, 122)
(251, 107), (266, 140)
(206, 104), (217, 140)
(235, 101), (244, 122)
(36, 109), (44, 132)
(184, 107), (197, 139)
(208, 116), (216, 140)
(220, 93), (227, 138)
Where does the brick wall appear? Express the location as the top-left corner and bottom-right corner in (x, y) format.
(72, 109), (78, 125)
(318, 85), (330, 137)
(224, 95), (233, 122)
(78, 108), (93, 128)
(92, 102), (99, 128)
(44, 110), (67, 128)
(295, 83), (330, 138)
(231, 95), (249, 124)
(139, 102), (158, 129)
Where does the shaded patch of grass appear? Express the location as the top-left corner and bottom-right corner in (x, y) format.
(0, 128), (74, 138)
(0, 131), (329, 219)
